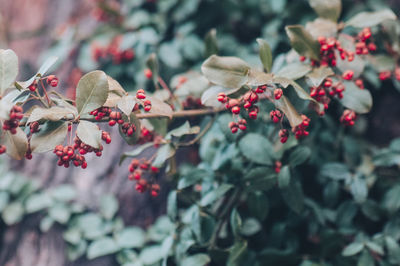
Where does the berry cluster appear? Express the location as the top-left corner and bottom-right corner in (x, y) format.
(3, 105), (23, 134)
(29, 121), (40, 134)
(355, 27), (376, 55)
(0, 145), (6, 155)
(137, 127), (155, 144)
(279, 129), (289, 144)
(90, 107), (111, 121)
(310, 36), (354, 67)
(53, 145), (88, 169)
(379, 68), (400, 81)
(128, 158), (160, 197)
(310, 78), (345, 110)
(136, 89), (152, 112)
(217, 87), (266, 134)
(270, 109), (283, 123)
(229, 119), (247, 133)
(91, 36), (134, 65)
(292, 115), (310, 139)
(28, 80), (38, 92)
(340, 109), (357, 126)
(46, 75), (59, 87)
(121, 122), (137, 137)
(108, 111), (124, 126)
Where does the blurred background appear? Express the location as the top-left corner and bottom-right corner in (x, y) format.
(0, 0), (400, 265)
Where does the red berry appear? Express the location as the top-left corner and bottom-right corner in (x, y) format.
(144, 69), (153, 79)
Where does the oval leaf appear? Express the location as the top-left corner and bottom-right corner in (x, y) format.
(31, 121), (68, 153)
(257, 38), (273, 73)
(0, 49), (18, 95)
(76, 70), (109, 115)
(201, 55), (250, 88)
(76, 120), (102, 149)
(341, 81), (372, 114)
(285, 25), (321, 61)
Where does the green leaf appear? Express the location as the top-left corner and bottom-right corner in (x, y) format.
(182, 254), (211, 266)
(365, 241), (384, 255)
(117, 95), (136, 117)
(30, 121), (68, 153)
(167, 190), (177, 220)
(139, 245), (163, 265)
(2, 127), (28, 160)
(27, 106), (76, 124)
(238, 133), (275, 165)
(386, 236), (400, 264)
(308, 0), (341, 21)
(87, 237), (120, 259)
(275, 63), (312, 80)
(247, 69), (274, 86)
(274, 96), (303, 127)
(273, 77), (324, 114)
(48, 203), (71, 224)
(152, 144), (176, 168)
(76, 120), (102, 149)
(0, 49), (18, 95)
(345, 9), (397, 28)
(200, 86), (227, 108)
(201, 55), (250, 88)
(205, 28), (218, 57)
(200, 184), (233, 206)
(350, 175), (368, 203)
(67, 239), (87, 261)
(2, 201), (24, 225)
(321, 163), (350, 180)
(288, 146), (311, 166)
(99, 194), (119, 220)
(165, 121), (200, 139)
(357, 250), (374, 266)
(119, 113), (141, 145)
(383, 185), (400, 213)
(342, 242), (364, 256)
(244, 167), (277, 191)
(115, 227), (146, 249)
(76, 70), (109, 115)
(240, 218), (262, 236)
(63, 228), (82, 244)
(369, 54), (396, 72)
(119, 142), (153, 165)
(40, 215), (55, 232)
(25, 193), (53, 213)
(285, 25), (320, 61)
(50, 184), (77, 202)
(145, 96), (173, 118)
(230, 208), (242, 237)
(227, 240), (247, 266)
(248, 192), (269, 221)
(341, 81), (372, 114)
(0, 192), (9, 212)
(278, 166), (291, 188)
(306, 66), (334, 87)
(281, 179), (304, 214)
(257, 38), (273, 73)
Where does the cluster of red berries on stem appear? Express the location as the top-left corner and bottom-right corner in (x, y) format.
(218, 86), (269, 134)
(90, 107), (111, 121)
(128, 158), (160, 197)
(340, 109), (357, 126)
(53, 145), (88, 169)
(292, 115), (311, 139)
(379, 68), (400, 81)
(121, 122), (137, 137)
(3, 105), (23, 134)
(91, 36), (134, 65)
(46, 75), (59, 87)
(270, 109), (283, 124)
(279, 129), (289, 144)
(355, 27), (376, 55)
(229, 119), (247, 133)
(108, 111), (124, 126)
(310, 36), (354, 67)
(29, 121), (40, 134)
(274, 161), (282, 173)
(310, 78), (345, 110)
(136, 89), (152, 112)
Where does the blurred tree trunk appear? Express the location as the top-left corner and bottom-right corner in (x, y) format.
(0, 1), (168, 265)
